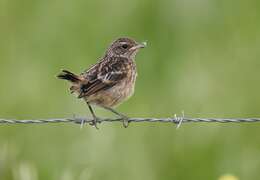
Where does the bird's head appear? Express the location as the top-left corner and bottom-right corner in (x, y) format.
(106, 37), (146, 58)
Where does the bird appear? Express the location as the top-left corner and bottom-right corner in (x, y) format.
(57, 37), (146, 128)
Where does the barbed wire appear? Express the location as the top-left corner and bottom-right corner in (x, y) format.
(0, 115), (260, 128)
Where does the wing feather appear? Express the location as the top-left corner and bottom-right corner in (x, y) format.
(78, 57), (128, 98)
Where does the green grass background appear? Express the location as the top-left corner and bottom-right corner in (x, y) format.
(1, 0), (260, 179)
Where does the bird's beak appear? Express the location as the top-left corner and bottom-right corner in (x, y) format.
(129, 41), (147, 51)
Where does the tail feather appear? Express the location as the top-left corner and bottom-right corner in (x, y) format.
(57, 70), (81, 83)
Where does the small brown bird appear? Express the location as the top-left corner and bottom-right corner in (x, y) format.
(57, 37), (146, 128)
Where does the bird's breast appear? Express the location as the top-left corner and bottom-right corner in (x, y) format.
(88, 67), (137, 107)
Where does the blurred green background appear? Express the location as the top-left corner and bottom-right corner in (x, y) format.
(1, 0), (260, 179)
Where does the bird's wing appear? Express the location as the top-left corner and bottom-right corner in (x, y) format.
(78, 57), (128, 98)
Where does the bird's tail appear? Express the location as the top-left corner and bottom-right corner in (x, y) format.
(57, 70), (81, 83)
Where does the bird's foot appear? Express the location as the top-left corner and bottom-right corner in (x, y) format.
(120, 115), (130, 128)
(89, 116), (99, 129)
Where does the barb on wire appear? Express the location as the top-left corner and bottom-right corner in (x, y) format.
(175, 111), (184, 129)
(0, 115), (260, 127)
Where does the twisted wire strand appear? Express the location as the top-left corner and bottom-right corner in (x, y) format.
(0, 117), (260, 125)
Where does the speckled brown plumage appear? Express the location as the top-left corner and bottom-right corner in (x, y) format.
(57, 37), (146, 128)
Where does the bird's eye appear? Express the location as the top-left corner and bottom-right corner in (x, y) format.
(122, 44), (128, 49)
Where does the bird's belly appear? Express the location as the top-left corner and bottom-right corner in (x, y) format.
(87, 77), (136, 107)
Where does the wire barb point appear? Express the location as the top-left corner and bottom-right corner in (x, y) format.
(178, 111), (185, 129)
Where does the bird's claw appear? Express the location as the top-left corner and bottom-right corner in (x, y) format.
(121, 115), (129, 128)
(89, 117), (99, 129)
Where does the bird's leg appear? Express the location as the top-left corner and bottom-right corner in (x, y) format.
(101, 106), (129, 128)
(86, 102), (99, 129)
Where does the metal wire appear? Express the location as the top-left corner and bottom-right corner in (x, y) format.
(0, 116), (260, 126)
